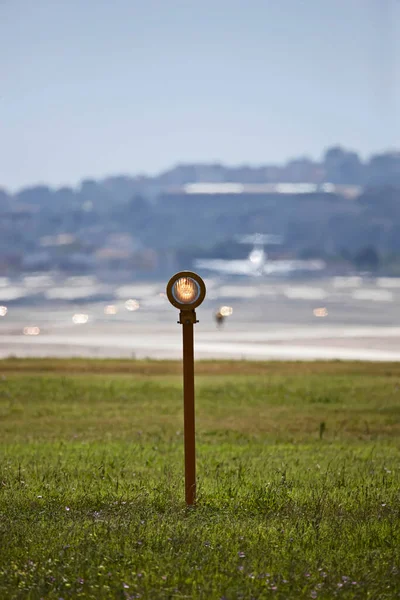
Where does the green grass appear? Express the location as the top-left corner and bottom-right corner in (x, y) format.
(0, 360), (399, 599)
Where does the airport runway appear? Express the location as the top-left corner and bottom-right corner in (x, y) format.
(1, 275), (400, 361)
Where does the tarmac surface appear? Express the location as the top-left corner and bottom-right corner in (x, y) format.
(1, 275), (400, 361)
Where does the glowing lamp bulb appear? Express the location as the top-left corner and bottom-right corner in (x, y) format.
(173, 277), (200, 305)
(166, 271), (206, 310)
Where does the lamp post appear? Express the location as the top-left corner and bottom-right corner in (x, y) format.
(166, 271), (206, 506)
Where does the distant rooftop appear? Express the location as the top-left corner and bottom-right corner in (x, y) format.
(165, 182), (362, 199)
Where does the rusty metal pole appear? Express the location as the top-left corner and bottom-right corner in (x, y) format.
(181, 315), (196, 505)
(166, 271), (205, 507)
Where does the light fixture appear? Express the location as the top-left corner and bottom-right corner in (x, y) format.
(167, 272), (206, 313)
(166, 271), (206, 506)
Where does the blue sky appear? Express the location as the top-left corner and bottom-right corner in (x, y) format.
(1, 0), (399, 190)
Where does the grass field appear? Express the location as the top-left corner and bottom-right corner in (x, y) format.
(0, 359), (399, 599)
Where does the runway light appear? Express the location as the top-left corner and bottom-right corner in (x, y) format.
(125, 299), (140, 312)
(167, 272), (206, 312)
(72, 313), (89, 324)
(23, 326), (40, 336)
(172, 277), (201, 305)
(220, 305), (233, 317)
(313, 307), (328, 318)
(166, 271), (206, 506)
(104, 305), (118, 315)
(0, 306), (7, 317)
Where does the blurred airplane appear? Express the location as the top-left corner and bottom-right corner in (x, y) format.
(195, 233), (325, 277)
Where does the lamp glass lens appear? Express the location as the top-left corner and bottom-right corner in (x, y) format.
(172, 277), (201, 305)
